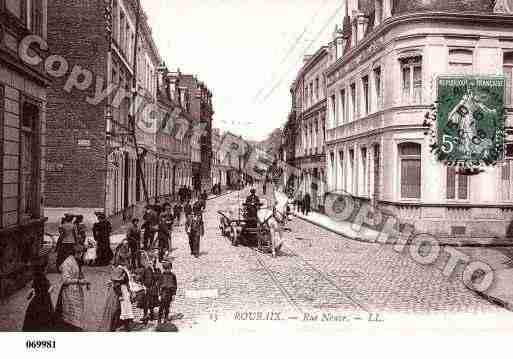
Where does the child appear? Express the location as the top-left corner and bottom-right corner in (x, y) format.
(23, 250), (55, 331)
(84, 237), (97, 266)
(158, 261), (177, 324)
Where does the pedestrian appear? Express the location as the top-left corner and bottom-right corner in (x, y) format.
(113, 239), (132, 269)
(56, 214), (76, 270)
(154, 198), (162, 217)
(99, 266), (133, 332)
(83, 236), (97, 266)
(303, 192), (311, 216)
(142, 205), (158, 251)
(185, 207), (205, 258)
(54, 244), (89, 331)
(158, 261), (177, 324)
(23, 250), (55, 332)
(141, 253), (160, 324)
(200, 190), (208, 210)
(173, 201), (183, 226)
(183, 199), (192, 219)
(93, 212), (113, 266)
(126, 218), (141, 270)
(74, 215), (87, 245)
(156, 203), (173, 261)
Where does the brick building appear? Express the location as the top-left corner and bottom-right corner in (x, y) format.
(325, 0), (513, 241)
(0, 0), (50, 296)
(44, 0), (190, 225)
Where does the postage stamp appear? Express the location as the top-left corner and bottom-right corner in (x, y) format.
(435, 76), (506, 168)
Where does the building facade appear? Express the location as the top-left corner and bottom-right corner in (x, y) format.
(289, 47), (329, 211)
(178, 74), (213, 194)
(0, 0), (50, 296)
(211, 128), (228, 190)
(325, 0), (513, 240)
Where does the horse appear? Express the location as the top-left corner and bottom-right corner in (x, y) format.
(256, 190), (290, 257)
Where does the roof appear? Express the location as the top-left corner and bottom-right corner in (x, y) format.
(392, 0), (495, 15)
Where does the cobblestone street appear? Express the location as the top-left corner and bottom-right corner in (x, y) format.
(2, 189), (513, 333)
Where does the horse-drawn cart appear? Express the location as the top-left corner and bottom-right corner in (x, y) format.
(217, 202), (273, 252)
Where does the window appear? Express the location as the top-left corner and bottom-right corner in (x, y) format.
(0, 86), (3, 227)
(349, 149), (356, 194)
(399, 142), (421, 199)
(315, 78), (320, 101)
(361, 147), (367, 196)
(501, 143), (513, 201)
(310, 82), (314, 104)
(446, 167), (469, 200)
(449, 49), (473, 75)
(338, 150), (344, 191)
(112, 0), (119, 43)
(331, 94), (337, 127)
(20, 101), (40, 219)
(119, 12), (126, 55)
(350, 83), (356, 121)
(375, 0), (383, 26)
(31, 0), (43, 36)
(330, 152), (335, 190)
(362, 75), (370, 115)
(339, 89), (346, 124)
(504, 52), (513, 107)
(373, 67), (382, 110)
(373, 144), (381, 201)
(400, 56), (422, 104)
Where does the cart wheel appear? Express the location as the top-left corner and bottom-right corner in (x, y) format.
(231, 226), (238, 246)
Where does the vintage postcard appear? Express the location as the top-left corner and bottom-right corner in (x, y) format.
(2, 0), (513, 356)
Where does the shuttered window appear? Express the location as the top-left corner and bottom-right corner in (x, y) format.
(399, 142), (421, 199)
(504, 52), (513, 107)
(446, 167), (469, 200)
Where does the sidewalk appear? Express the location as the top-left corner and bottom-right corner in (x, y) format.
(291, 206), (513, 312)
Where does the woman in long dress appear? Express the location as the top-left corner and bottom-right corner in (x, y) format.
(93, 212), (113, 266)
(99, 266), (134, 331)
(54, 244), (89, 331)
(56, 215), (76, 270)
(23, 252), (55, 331)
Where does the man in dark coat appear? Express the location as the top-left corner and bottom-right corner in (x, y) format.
(183, 199), (192, 219)
(93, 212), (113, 266)
(173, 202), (183, 226)
(303, 192), (311, 216)
(157, 203), (174, 261)
(158, 261), (177, 324)
(126, 218), (141, 269)
(142, 205), (158, 250)
(200, 190), (208, 211)
(185, 207), (205, 258)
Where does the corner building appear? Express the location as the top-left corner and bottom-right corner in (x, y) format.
(325, 0), (513, 241)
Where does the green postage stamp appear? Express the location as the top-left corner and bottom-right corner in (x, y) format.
(435, 76), (506, 168)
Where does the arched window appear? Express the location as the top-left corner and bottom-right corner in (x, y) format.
(398, 142), (421, 199)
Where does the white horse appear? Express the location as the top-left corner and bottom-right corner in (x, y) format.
(257, 190), (290, 257)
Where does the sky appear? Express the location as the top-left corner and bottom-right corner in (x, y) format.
(143, 0), (345, 142)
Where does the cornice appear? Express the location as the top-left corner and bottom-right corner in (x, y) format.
(326, 11), (513, 77)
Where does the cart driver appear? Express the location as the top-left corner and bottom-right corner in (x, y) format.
(245, 189), (262, 208)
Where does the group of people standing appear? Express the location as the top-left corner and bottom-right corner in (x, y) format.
(294, 192), (311, 216)
(22, 189), (211, 332)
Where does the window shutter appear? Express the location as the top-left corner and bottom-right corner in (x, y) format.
(458, 173), (468, 200)
(446, 167), (456, 199)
